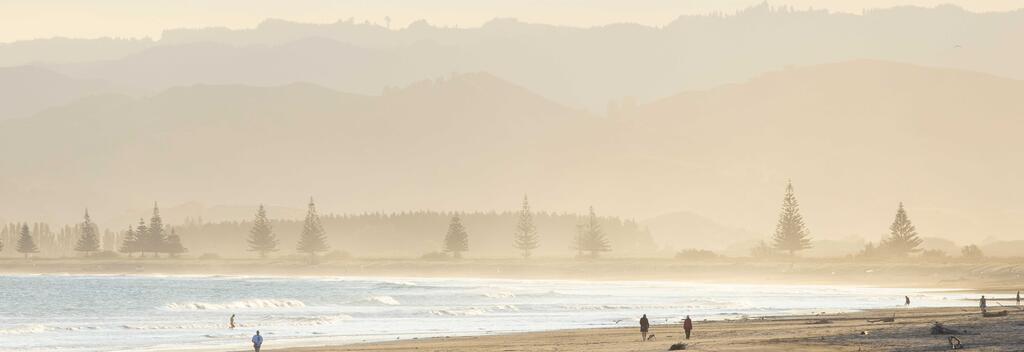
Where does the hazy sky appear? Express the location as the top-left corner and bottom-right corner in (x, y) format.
(2, 0), (1021, 42)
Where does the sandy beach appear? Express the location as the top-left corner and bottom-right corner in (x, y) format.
(272, 306), (1024, 352)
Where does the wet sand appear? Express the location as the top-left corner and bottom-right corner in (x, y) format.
(272, 306), (1024, 351)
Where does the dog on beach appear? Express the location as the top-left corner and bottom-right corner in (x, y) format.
(646, 334), (656, 341)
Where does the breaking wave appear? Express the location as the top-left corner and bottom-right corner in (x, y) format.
(162, 298), (306, 311)
(0, 324), (50, 335)
(358, 296), (401, 306)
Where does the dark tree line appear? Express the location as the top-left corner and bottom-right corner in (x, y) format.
(0, 197), (650, 259)
(168, 197), (651, 258)
(118, 204), (187, 258)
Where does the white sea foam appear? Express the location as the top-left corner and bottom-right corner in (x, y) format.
(430, 307), (489, 316)
(481, 291), (516, 299)
(281, 314), (354, 325)
(0, 324), (50, 335)
(359, 296), (401, 306)
(379, 280), (418, 287)
(162, 298), (306, 311)
(122, 322), (224, 330)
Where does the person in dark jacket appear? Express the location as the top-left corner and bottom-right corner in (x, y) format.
(905, 296), (910, 306)
(683, 315), (693, 339)
(639, 314), (650, 341)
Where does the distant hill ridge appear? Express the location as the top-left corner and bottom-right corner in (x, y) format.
(1, 60), (1023, 249)
(1, 4), (1021, 116)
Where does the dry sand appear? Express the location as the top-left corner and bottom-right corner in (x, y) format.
(272, 307), (1024, 352)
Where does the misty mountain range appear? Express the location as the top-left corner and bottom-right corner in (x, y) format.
(2, 3), (1022, 117)
(1, 4), (1022, 251)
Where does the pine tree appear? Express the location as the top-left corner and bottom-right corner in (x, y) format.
(119, 225), (139, 257)
(513, 195), (540, 258)
(248, 205), (279, 258)
(571, 224), (585, 257)
(880, 202), (923, 257)
(578, 206), (611, 257)
(135, 218), (149, 257)
(163, 228), (187, 257)
(74, 209), (101, 256)
(16, 224), (39, 259)
(771, 181), (812, 255)
(148, 203), (167, 257)
(296, 198), (330, 260)
(443, 215), (469, 258)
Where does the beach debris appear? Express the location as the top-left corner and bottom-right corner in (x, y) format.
(808, 319), (833, 325)
(930, 322), (978, 335)
(931, 322), (957, 335)
(948, 336), (963, 349)
(868, 314), (895, 323)
(668, 342), (688, 350)
(982, 310), (1007, 318)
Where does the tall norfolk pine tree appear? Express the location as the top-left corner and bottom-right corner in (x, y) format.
(296, 198), (330, 258)
(248, 205), (279, 258)
(148, 203), (167, 257)
(119, 225), (139, 257)
(577, 206), (611, 257)
(444, 215), (469, 258)
(135, 218), (149, 257)
(16, 224), (39, 259)
(513, 196), (539, 258)
(75, 209), (101, 256)
(772, 181), (812, 255)
(880, 202), (923, 256)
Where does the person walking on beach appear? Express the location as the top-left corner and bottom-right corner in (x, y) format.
(683, 315), (693, 340)
(980, 295), (987, 312)
(634, 313), (651, 341)
(251, 330), (263, 352)
(639, 314), (650, 341)
(905, 296), (910, 307)
(1017, 291), (1020, 306)
(230, 314), (236, 329)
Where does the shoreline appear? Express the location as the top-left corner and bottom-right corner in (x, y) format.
(2, 270), (1020, 351)
(268, 306), (1024, 351)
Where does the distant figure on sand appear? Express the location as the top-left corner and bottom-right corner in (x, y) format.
(230, 314), (236, 329)
(252, 330), (263, 352)
(639, 314), (650, 341)
(1017, 291), (1020, 306)
(683, 315), (693, 339)
(980, 296), (987, 312)
(905, 296), (910, 306)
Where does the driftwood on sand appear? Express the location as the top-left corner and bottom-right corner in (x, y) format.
(982, 310), (1008, 317)
(868, 314), (896, 323)
(930, 322), (979, 335)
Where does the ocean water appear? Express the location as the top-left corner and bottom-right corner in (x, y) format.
(0, 274), (989, 351)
